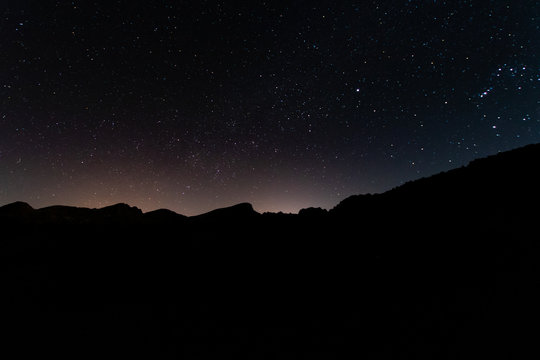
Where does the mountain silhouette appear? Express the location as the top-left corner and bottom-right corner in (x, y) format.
(189, 202), (259, 225)
(3, 143), (539, 226)
(331, 143), (540, 226)
(142, 208), (187, 225)
(0, 202), (144, 224)
(1, 143), (540, 359)
(97, 203), (143, 218)
(0, 200), (34, 219)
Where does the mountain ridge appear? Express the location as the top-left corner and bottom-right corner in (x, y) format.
(1, 143), (540, 358)
(1, 142), (540, 223)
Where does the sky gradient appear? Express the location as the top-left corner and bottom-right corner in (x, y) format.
(1, 0), (539, 215)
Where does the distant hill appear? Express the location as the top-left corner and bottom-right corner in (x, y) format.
(0, 201), (34, 217)
(188, 202), (259, 227)
(143, 208), (188, 225)
(0, 202), (144, 224)
(330, 143), (540, 225)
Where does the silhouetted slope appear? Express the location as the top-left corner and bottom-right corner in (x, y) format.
(34, 203), (142, 224)
(188, 202), (259, 226)
(331, 143), (540, 225)
(0, 202), (144, 224)
(97, 203), (143, 218)
(298, 206), (328, 217)
(36, 205), (95, 223)
(0, 201), (34, 220)
(143, 208), (187, 225)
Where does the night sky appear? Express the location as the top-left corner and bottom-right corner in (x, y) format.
(1, 1), (539, 215)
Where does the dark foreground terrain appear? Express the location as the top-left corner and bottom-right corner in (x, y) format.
(2, 144), (540, 359)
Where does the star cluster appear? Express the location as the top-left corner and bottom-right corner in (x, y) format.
(1, 1), (539, 214)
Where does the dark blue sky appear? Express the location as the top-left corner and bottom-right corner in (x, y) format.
(1, 0), (539, 215)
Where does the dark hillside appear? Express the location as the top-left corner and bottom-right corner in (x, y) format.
(1, 144), (540, 359)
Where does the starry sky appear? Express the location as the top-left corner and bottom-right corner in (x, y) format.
(1, 0), (539, 215)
